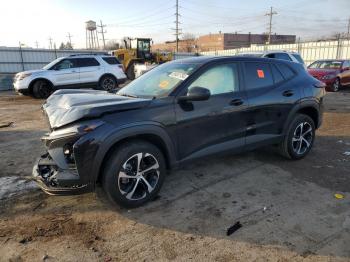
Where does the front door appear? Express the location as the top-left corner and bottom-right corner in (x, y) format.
(175, 62), (247, 161)
(51, 58), (80, 86)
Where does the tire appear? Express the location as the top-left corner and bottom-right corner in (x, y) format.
(32, 80), (52, 99)
(279, 114), (315, 160)
(102, 140), (166, 208)
(126, 63), (135, 80)
(99, 75), (117, 91)
(331, 78), (341, 92)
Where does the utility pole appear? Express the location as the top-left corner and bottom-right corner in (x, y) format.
(265, 6), (277, 45)
(172, 0), (181, 53)
(67, 32), (73, 46)
(35, 41), (39, 48)
(347, 17), (350, 39)
(97, 20), (107, 49)
(48, 37), (53, 49)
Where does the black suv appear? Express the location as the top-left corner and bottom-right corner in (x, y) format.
(33, 56), (325, 207)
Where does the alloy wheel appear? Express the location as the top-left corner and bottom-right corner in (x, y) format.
(102, 77), (115, 91)
(333, 79), (339, 92)
(292, 122), (313, 155)
(118, 153), (160, 201)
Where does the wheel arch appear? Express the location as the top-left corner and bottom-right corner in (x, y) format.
(283, 102), (320, 134)
(98, 73), (118, 84)
(93, 125), (177, 184)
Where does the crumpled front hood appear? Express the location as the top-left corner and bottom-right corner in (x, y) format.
(43, 89), (151, 129)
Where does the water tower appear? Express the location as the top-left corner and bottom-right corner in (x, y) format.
(86, 20), (99, 49)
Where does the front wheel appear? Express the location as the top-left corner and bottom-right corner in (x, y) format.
(102, 140), (166, 208)
(32, 80), (52, 99)
(331, 78), (341, 92)
(279, 114), (315, 160)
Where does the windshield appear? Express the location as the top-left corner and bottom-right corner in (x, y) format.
(308, 60), (342, 69)
(117, 62), (199, 98)
(42, 57), (63, 70)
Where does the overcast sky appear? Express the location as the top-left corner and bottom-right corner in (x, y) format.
(0, 0), (349, 49)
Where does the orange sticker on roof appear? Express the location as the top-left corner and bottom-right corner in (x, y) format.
(257, 69), (265, 78)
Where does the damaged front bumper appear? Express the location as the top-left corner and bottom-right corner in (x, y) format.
(32, 153), (92, 195)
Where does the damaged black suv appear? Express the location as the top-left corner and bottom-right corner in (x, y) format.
(33, 56), (325, 208)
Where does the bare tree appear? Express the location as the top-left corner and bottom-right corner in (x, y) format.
(105, 40), (120, 50)
(181, 33), (196, 52)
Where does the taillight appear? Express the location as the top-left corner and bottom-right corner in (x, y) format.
(118, 64), (124, 72)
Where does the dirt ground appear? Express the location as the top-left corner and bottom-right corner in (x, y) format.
(0, 89), (350, 262)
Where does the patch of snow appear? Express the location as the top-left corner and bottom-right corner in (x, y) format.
(0, 176), (38, 200)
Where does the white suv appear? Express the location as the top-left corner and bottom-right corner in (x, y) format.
(239, 51), (305, 66)
(13, 54), (127, 98)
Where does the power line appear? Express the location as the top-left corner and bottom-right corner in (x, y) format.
(97, 20), (107, 49)
(265, 6), (277, 44)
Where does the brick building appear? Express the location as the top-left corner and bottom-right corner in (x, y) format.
(152, 33), (296, 52)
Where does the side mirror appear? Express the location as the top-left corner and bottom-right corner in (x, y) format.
(178, 86), (211, 102)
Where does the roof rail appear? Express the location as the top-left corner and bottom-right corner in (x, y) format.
(68, 53), (110, 57)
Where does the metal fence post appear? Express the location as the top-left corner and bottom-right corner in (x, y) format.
(18, 42), (25, 71)
(336, 34), (342, 59)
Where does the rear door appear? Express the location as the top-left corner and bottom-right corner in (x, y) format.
(78, 57), (103, 84)
(50, 58), (79, 86)
(243, 61), (301, 148)
(175, 62), (247, 161)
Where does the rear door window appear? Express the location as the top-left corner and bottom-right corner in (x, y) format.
(102, 57), (121, 65)
(244, 62), (274, 90)
(77, 58), (100, 67)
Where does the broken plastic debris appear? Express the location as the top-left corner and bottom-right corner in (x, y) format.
(226, 221), (242, 236)
(334, 193), (344, 199)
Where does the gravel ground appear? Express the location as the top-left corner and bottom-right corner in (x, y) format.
(0, 89), (350, 261)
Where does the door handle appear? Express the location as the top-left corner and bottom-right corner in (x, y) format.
(282, 90), (294, 97)
(230, 98), (244, 106)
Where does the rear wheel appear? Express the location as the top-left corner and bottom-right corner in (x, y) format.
(32, 80), (52, 99)
(331, 78), (341, 92)
(102, 140), (166, 208)
(99, 75), (117, 91)
(279, 114), (315, 160)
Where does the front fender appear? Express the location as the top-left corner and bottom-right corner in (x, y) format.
(87, 122), (177, 184)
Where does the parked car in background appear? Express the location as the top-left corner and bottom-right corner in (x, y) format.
(32, 56), (325, 208)
(13, 54), (127, 98)
(239, 51), (305, 66)
(307, 59), (350, 92)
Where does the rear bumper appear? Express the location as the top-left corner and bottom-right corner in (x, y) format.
(32, 153), (92, 195)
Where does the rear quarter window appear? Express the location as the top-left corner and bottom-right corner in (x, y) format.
(276, 63), (295, 80)
(244, 62), (274, 90)
(102, 57), (121, 65)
